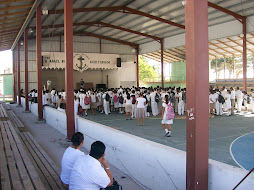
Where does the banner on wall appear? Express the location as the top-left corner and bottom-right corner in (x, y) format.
(42, 52), (120, 72)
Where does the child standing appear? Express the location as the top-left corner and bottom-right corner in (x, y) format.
(161, 95), (174, 137)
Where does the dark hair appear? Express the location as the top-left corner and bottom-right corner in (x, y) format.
(71, 132), (84, 148)
(89, 141), (106, 159)
(165, 94), (169, 104)
(127, 93), (130, 100)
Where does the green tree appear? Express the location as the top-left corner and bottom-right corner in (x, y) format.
(138, 56), (157, 85)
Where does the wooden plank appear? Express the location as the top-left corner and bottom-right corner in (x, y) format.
(26, 132), (61, 175)
(19, 133), (61, 190)
(4, 121), (34, 190)
(23, 132), (62, 189)
(0, 121), (11, 190)
(0, 121), (23, 190)
(7, 121), (46, 190)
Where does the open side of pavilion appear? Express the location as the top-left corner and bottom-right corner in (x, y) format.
(1, 0), (254, 189)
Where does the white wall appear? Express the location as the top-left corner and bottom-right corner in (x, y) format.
(20, 97), (254, 190)
(140, 15), (254, 54)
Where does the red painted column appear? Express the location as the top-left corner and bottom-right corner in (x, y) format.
(185, 0), (209, 189)
(17, 43), (21, 105)
(136, 46), (139, 87)
(24, 28), (29, 111)
(12, 48), (16, 102)
(60, 35), (62, 52)
(64, 0), (75, 140)
(160, 39), (164, 88)
(242, 17), (247, 92)
(36, 4), (43, 120)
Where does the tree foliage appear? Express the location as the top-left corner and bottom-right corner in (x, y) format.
(138, 56), (157, 83)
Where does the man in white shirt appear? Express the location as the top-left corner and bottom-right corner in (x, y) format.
(230, 87), (236, 115)
(150, 89), (158, 116)
(235, 87), (243, 112)
(69, 141), (113, 190)
(221, 87), (227, 112)
(178, 89), (185, 116)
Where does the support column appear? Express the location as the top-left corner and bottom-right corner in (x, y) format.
(60, 35), (62, 52)
(17, 43), (21, 105)
(36, 4), (43, 120)
(64, 0), (75, 140)
(136, 46), (139, 87)
(24, 28), (29, 111)
(215, 58), (217, 80)
(185, 0), (209, 189)
(160, 39), (164, 88)
(233, 55), (235, 79)
(242, 17), (247, 92)
(224, 56), (226, 79)
(12, 48), (16, 102)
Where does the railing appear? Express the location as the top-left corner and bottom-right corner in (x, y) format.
(233, 167), (254, 190)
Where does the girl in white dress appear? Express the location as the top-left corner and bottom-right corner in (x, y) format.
(83, 91), (91, 116)
(225, 90), (232, 116)
(161, 95), (174, 137)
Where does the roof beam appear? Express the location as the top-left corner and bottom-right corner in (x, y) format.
(0, 20), (25, 28)
(0, 25), (23, 31)
(157, 50), (182, 62)
(164, 49), (185, 60)
(208, 2), (244, 21)
(208, 52), (217, 58)
(209, 47), (226, 57)
(47, 6), (185, 29)
(226, 38), (253, 53)
(0, 28), (20, 35)
(0, 0), (32, 5)
(31, 21), (161, 41)
(216, 39), (242, 54)
(166, 49), (186, 58)
(147, 52), (176, 63)
(0, 3), (33, 12)
(209, 42), (233, 55)
(0, 16), (27, 23)
(0, 10), (30, 18)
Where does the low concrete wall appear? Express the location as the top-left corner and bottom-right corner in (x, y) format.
(19, 97), (254, 190)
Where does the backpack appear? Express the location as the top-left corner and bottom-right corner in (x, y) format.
(84, 96), (90, 105)
(218, 94), (225, 104)
(166, 103), (175, 120)
(105, 93), (110, 102)
(132, 96), (136, 104)
(114, 95), (118, 102)
(119, 96), (124, 104)
(155, 93), (160, 102)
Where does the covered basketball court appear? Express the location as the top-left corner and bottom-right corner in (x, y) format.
(1, 0), (254, 189)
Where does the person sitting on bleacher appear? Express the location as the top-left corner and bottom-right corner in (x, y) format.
(60, 132), (85, 189)
(69, 141), (114, 190)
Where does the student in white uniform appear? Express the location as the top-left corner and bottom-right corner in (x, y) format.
(161, 95), (174, 137)
(174, 89), (180, 113)
(60, 132), (84, 189)
(118, 93), (124, 114)
(178, 89), (185, 116)
(97, 90), (103, 112)
(90, 91), (97, 115)
(113, 91), (119, 112)
(103, 92), (110, 115)
(243, 91), (248, 112)
(131, 93), (137, 118)
(74, 96), (79, 116)
(136, 93), (146, 126)
(209, 90), (216, 117)
(225, 90), (232, 116)
(150, 89), (158, 116)
(215, 89), (223, 116)
(235, 87), (243, 112)
(230, 87), (236, 115)
(124, 93), (132, 120)
(69, 141), (113, 190)
(221, 87), (228, 112)
(83, 91), (91, 116)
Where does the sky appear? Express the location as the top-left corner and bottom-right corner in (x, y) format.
(0, 50), (12, 74)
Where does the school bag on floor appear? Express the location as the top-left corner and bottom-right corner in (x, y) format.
(155, 93), (160, 102)
(218, 94), (225, 104)
(166, 103), (175, 120)
(114, 94), (118, 102)
(84, 96), (90, 105)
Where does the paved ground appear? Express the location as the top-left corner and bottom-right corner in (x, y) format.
(82, 110), (254, 168)
(9, 104), (145, 190)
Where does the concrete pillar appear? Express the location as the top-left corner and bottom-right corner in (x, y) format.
(24, 28), (29, 111)
(64, 0), (75, 140)
(185, 0), (209, 189)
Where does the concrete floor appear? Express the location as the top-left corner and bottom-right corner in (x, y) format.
(9, 104), (145, 190)
(82, 110), (254, 168)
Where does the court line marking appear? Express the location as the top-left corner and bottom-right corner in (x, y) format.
(229, 132), (254, 171)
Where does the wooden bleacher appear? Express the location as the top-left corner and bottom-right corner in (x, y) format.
(0, 103), (8, 121)
(0, 120), (46, 190)
(0, 103), (62, 190)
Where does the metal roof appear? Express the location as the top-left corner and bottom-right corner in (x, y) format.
(143, 33), (254, 63)
(1, 0), (254, 52)
(0, 0), (35, 51)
